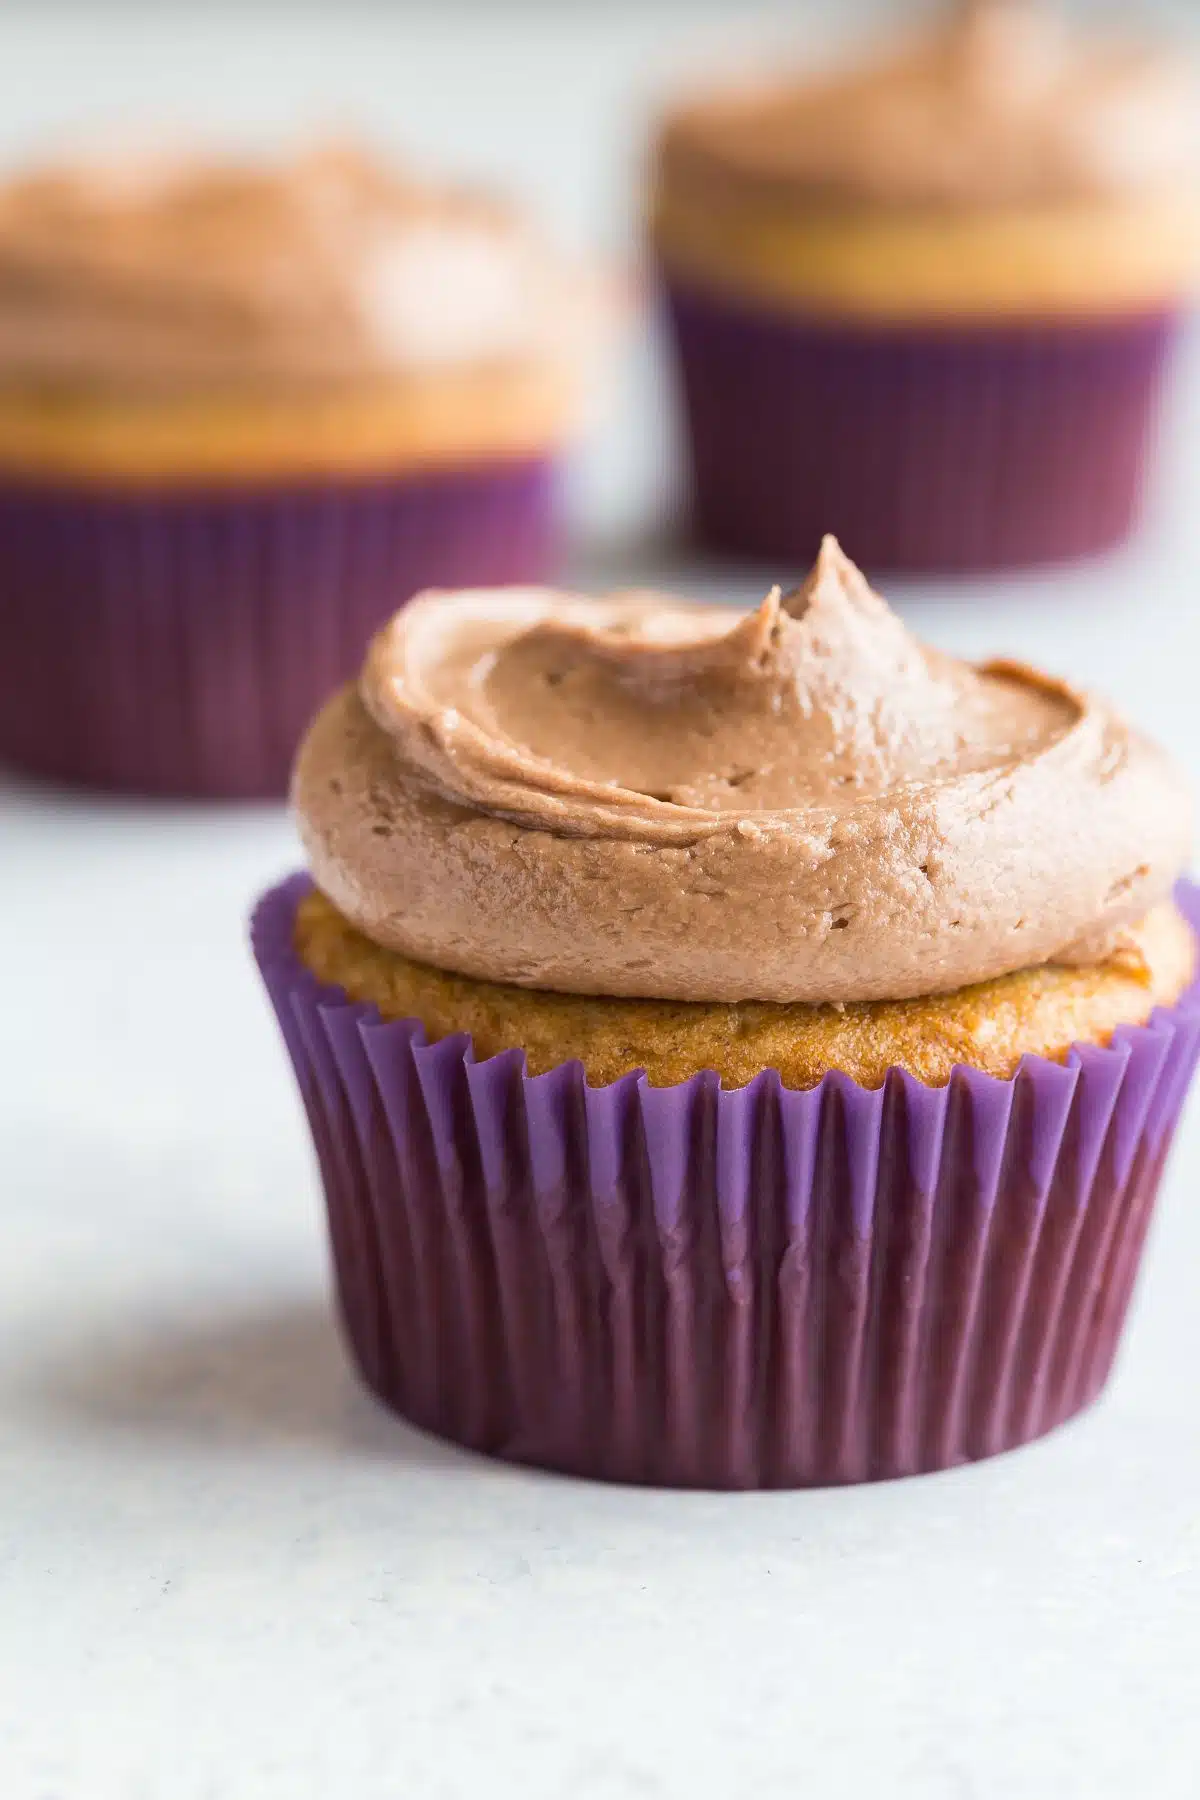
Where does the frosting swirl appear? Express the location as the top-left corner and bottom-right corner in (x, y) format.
(658, 1), (1200, 210)
(0, 142), (595, 389)
(293, 540), (1191, 1005)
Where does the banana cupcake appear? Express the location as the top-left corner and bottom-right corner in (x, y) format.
(0, 143), (605, 796)
(253, 538), (1200, 1487)
(651, 0), (1200, 572)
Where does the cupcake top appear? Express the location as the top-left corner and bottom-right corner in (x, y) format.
(294, 539), (1191, 1005)
(658, 0), (1200, 211)
(0, 142), (596, 390)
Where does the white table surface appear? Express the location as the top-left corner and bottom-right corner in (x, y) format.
(3, 7), (1200, 1798)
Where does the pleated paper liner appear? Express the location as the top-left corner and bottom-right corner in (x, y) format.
(0, 457), (558, 800)
(253, 874), (1200, 1489)
(662, 277), (1180, 575)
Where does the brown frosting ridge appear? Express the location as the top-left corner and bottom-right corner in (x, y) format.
(658, 1), (1200, 210)
(293, 539), (1192, 1004)
(0, 142), (595, 389)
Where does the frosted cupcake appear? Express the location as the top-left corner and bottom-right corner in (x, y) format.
(651, 1), (1200, 572)
(0, 144), (603, 796)
(253, 539), (1199, 1486)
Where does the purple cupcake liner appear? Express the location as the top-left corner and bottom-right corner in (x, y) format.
(663, 276), (1180, 575)
(252, 874), (1200, 1489)
(0, 457), (559, 799)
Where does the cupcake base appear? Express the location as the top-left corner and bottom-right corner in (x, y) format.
(0, 457), (558, 799)
(252, 875), (1200, 1489)
(663, 278), (1179, 575)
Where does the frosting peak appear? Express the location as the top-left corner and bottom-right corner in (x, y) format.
(658, 1), (1200, 209)
(361, 539), (1077, 829)
(0, 141), (595, 389)
(294, 543), (1191, 1004)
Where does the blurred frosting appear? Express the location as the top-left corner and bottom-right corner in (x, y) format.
(293, 538), (1191, 1005)
(657, 0), (1200, 210)
(0, 142), (598, 388)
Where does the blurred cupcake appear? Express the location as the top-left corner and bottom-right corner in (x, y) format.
(253, 537), (1199, 1487)
(0, 143), (605, 796)
(651, 0), (1200, 573)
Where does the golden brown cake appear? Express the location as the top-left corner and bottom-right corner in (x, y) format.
(294, 885), (1193, 1090)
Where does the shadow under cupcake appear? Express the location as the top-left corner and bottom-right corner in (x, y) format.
(651, 0), (1200, 574)
(252, 539), (1199, 1487)
(0, 143), (606, 797)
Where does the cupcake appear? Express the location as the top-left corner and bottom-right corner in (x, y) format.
(651, 1), (1200, 573)
(0, 143), (604, 796)
(253, 538), (1199, 1487)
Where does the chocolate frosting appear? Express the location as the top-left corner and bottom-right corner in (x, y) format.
(0, 143), (595, 388)
(658, 0), (1200, 210)
(293, 539), (1191, 1004)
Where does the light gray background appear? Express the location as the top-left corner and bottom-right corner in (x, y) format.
(2, 5), (1199, 1797)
